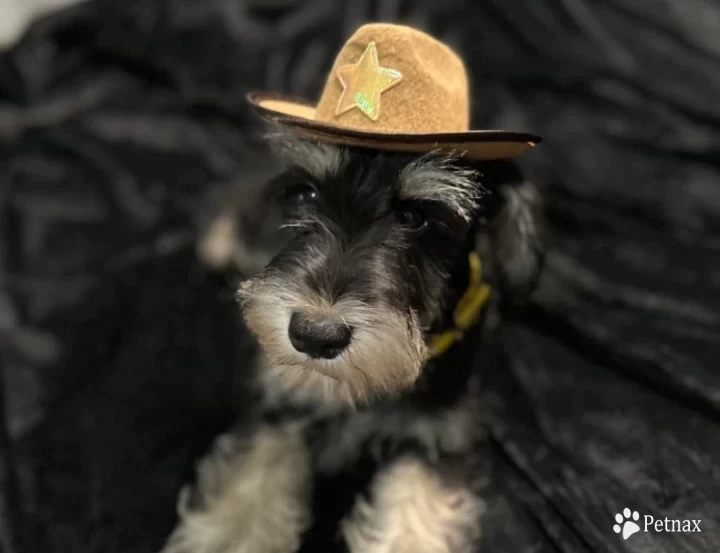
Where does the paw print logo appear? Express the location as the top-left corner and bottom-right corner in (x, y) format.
(614, 508), (641, 540)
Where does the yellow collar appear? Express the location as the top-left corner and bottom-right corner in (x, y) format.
(426, 251), (491, 358)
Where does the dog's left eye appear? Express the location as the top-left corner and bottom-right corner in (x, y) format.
(399, 208), (428, 231)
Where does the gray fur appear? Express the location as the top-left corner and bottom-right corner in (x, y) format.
(399, 153), (483, 222)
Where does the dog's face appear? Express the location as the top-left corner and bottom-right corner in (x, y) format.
(238, 132), (542, 406)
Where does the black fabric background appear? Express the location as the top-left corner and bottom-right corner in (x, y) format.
(0, 0), (719, 552)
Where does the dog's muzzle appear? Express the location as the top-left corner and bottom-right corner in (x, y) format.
(238, 276), (428, 404)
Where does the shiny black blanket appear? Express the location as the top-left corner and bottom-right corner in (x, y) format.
(0, 1), (719, 552)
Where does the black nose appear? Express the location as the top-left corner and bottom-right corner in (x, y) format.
(288, 312), (352, 359)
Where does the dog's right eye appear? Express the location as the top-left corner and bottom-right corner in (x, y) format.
(283, 184), (318, 207)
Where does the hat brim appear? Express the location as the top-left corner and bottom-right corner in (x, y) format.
(248, 92), (541, 160)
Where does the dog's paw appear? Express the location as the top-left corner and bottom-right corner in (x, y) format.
(160, 425), (312, 553)
(342, 457), (484, 553)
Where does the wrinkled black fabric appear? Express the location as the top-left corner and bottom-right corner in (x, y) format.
(0, 0), (719, 552)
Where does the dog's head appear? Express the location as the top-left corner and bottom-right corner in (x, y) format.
(238, 131), (543, 406)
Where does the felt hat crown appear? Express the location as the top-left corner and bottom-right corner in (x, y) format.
(248, 23), (540, 159)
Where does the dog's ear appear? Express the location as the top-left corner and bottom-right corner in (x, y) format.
(473, 161), (545, 303)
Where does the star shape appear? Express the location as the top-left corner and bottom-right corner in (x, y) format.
(335, 41), (403, 122)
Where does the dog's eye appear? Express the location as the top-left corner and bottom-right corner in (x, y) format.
(399, 208), (428, 231)
(284, 184), (317, 206)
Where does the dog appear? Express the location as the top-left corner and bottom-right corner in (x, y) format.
(163, 23), (544, 553)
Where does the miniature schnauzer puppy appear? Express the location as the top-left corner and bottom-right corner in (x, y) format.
(163, 129), (544, 553)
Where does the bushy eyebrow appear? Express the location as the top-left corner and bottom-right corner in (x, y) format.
(265, 131), (346, 180)
(397, 154), (482, 222)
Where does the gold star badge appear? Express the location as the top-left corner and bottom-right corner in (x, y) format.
(336, 42), (403, 122)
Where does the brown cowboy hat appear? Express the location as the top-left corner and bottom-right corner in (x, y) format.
(248, 23), (540, 160)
